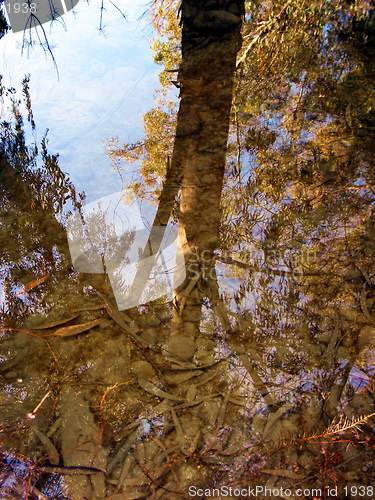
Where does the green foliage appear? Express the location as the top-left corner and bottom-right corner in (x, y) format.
(0, 78), (83, 317)
(150, 0), (181, 86)
(107, 99), (177, 199)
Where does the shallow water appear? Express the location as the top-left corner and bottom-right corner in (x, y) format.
(1, 141), (374, 499)
(1, 1), (375, 498)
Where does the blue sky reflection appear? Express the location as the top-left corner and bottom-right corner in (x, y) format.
(0, 0), (160, 201)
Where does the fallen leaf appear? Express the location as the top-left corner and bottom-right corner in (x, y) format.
(188, 430), (201, 454)
(16, 274), (50, 295)
(28, 314), (81, 330)
(185, 384), (197, 403)
(170, 407), (186, 451)
(72, 304), (106, 312)
(263, 403), (294, 438)
(33, 429), (59, 465)
(218, 442), (243, 456)
(137, 377), (183, 401)
(38, 465), (104, 475)
(165, 370), (203, 385)
(50, 318), (105, 337)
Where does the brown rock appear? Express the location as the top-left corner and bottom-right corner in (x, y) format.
(167, 335), (197, 360)
(131, 361), (156, 379)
